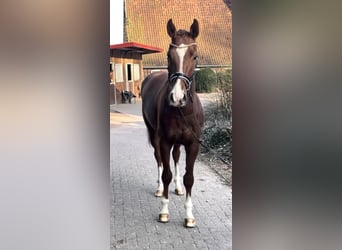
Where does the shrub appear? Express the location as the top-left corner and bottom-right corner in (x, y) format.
(195, 68), (217, 93)
(200, 68), (232, 165)
(201, 105), (232, 165)
(216, 69), (232, 125)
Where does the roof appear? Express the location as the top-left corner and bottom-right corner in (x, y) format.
(110, 42), (163, 54)
(124, 0), (232, 67)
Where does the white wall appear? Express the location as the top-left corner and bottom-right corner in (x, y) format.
(110, 0), (124, 45)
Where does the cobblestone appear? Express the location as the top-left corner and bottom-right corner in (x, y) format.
(111, 102), (232, 249)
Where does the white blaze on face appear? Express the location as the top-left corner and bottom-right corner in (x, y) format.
(170, 44), (188, 104)
(176, 44), (187, 73)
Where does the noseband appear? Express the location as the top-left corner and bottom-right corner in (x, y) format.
(168, 72), (193, 91)
(168, 43), (197, 91)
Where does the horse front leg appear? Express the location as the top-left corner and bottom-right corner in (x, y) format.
(159, 141), (172, 223)
(183, 142), (200, 228)
(172, 144), (184, 196)
(154, 148), (164, 197)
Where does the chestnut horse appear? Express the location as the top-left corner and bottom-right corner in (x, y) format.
(141, 19), (204, 228)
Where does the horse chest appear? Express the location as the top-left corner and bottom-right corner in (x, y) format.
(161, 115), (193, 143)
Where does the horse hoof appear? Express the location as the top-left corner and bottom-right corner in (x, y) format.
(155, 190), (163, 197)
(175, 189), (184, 196)
(184, 218), (196, 228)
(159, 214), (169, 223)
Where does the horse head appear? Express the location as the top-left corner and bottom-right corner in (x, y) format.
(166, 19), (199, 107)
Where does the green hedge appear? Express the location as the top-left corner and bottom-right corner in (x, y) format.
(195, 68), (217, 93)
(217, 69), (232, 93)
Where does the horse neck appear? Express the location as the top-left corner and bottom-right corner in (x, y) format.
(181, 79), (197, 114)
(190, 77), (196, 94)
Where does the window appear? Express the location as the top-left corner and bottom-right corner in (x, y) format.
(134, 64), (140, 80)
(115, 64), (123, 82)
(126, 63), (132, 81)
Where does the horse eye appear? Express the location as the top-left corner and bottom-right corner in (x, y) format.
(194, 56), (198, 60)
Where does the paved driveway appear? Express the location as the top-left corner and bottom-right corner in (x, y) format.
(110, 101), (232, 249)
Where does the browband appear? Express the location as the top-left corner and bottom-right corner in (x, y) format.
(169, 43), (197, 48)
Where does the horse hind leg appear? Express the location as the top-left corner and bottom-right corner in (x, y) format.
(154, 147), (164, 197)
(172, 144), (184, 196)
(159, 142), (173, 223)
(149, 130), (163, 197)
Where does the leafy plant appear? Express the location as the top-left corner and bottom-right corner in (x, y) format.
(200, 68), (232, 165)
(195, 68), (217, 93)
(216, 69), (232, 126)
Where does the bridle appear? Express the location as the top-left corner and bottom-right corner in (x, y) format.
(168, 43), (197, 92)
(168, 72), (193, 91)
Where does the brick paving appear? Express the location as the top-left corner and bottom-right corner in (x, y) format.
(110, 102), (232, 250)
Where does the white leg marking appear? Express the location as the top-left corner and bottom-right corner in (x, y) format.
(174, 163), (183, 195)
(159, 198), (170, 222)
(157, 166), (163, 190)
(155, 166), (163, 196)
(160, 198), (169, 215)
(184, 195), (194, 219)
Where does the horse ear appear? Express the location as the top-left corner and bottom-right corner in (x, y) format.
(167, 19), (176, 38)
(190, 19), (199, 38)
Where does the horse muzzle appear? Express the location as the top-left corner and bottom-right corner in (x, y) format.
(169, 92), (187, 107)
(168, 72), (192, 107)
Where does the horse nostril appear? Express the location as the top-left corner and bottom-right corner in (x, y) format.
(170, 93), (174, 103)
(181, 95), (187, 104)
